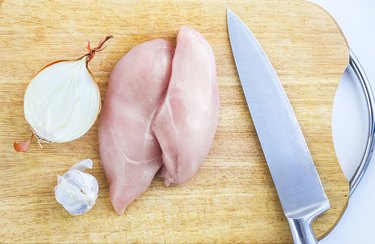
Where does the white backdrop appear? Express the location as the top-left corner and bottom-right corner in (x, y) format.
(309, 0), (375, 243)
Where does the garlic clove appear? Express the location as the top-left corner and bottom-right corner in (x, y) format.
(54, 159), (99, 216)
(70, 158), (93, 171)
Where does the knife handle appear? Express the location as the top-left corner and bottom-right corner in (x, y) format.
(287, 217), (317, 244)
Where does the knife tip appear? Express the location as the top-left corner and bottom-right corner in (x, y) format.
(226, 8), (233, 23)
(226, 8), (237, 23)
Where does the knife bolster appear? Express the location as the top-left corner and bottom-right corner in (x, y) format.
(287, 216), (317, 244)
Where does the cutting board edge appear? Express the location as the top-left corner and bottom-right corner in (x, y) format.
(308, 0), (350, 239)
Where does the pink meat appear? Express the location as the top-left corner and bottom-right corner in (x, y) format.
(99, 39), (174, 215)
(99, 26), (219, 214)
(153, 26), (220, 185)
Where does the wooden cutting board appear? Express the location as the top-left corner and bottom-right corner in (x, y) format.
(0, 0), (349, 243)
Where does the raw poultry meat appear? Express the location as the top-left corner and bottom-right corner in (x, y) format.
(99, 26), (219, 214)
(99, 39), (174, 215)
(153, 26), (220, 185)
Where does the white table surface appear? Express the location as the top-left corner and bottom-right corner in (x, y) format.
(309, 0), (375, 243)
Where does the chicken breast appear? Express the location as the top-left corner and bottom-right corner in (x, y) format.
(153, 26), (220, 185)
(99, 39), (174, 215)
(100, 27), (219, 214)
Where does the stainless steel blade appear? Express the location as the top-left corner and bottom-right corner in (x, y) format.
(227, 9), (329, 243)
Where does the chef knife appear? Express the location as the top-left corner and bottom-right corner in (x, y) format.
(227, 9), (330, 244)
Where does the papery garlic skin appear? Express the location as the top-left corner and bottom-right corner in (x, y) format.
(24, 57), (100, 143)
(55, 159), (99, 215)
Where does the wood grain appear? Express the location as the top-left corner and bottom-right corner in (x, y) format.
(0, 0), (349, 243)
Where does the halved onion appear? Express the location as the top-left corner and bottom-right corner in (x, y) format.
(14, 36), (112, 152)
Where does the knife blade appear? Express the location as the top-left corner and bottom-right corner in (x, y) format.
(227, 9), (330, 244)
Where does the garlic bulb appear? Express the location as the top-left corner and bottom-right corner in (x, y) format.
(14, 36), (112, 152)
(55, 159), (99, 215)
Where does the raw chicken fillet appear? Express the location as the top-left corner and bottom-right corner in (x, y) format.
(153, 27), (220, 185)
(99, 26), (219, 215)
(99, 39), (173, 215)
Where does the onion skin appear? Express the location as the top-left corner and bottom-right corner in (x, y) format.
(14, 35), (113, 152)
(14, 134), (34, 152)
